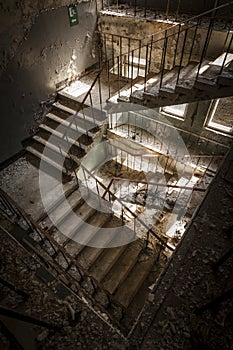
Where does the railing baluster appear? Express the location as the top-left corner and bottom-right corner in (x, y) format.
(176, 27), (189, 86)
(117, 56), (120, 97)
(173, 24), (181, 67)
(128, 38), (131, 78)
(218, 33), (233, 78)
(111, 34), (114, 74)
(188, 19), (200, 64)
(159, 31), (168, 89)
(130, 50), (134, 93)
(196, 18), (214, 81)
(144, 44), (149, 91)
(148, 35), (153, 74)
(138, 39), (142, 77)
(120, 36), (122, 77)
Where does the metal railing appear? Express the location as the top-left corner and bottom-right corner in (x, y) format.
(75, 1), (233, 114)
(55, 1), (233, 171)
(101, 0), (233, 20)
(74, 161), (174, 252)
(0, 188), (126, 334)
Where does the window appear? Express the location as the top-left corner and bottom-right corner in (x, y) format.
(206, 97), (233, 134)
(160, 103), (187, 120)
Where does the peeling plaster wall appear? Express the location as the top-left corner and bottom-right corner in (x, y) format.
(99, 14), (230, 72)
(0, 0), (96, 76)
(0, 1), (98, 162)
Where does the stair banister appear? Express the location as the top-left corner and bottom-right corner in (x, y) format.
(70, 1), (233, 122)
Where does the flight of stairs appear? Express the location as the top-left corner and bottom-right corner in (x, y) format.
(36, 183), (166, 330)
(25, 81), (106, 179)
(0, 185), (167, 333)
(109, 52), (233, 108)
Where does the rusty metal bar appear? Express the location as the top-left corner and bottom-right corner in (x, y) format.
(196, 18), (214, 80)
(218, 33), (233, 77)
(176, 27), (189, 85)
(0, 277), (29, 300)
(0, 307), (61, 330)
(159, 31), (168, 89)
(109, 177), (207, 192)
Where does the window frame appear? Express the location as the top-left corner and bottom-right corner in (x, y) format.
(160, 103), (188, 121)
(205, 99), (233, 135)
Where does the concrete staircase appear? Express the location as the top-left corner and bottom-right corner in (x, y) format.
(25, 79), (106, 179)
(109, 52), (233, 108)
(0, 184), (167, 333)
(33, 182), (166, 330)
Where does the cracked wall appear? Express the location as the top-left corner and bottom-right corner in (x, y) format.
(0, 0), (98, 163)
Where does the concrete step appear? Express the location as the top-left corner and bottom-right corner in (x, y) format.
(87, 227), (136, 282)
(43, 116), (93, 148)
(52, 101), (100, 130)
(60, 202), (97, 248)
(102, 240), (143, 295)
(26, 146), (71, 178)
(58, 90), (106, 123)
(30, 135), (77, 174)
(108, 76), (144, 104)
(143, 69), (178, 100)
(114, 251), (155, 309)
(37, 181), (79, 223)
(159, 63), (197, 96)
(46, 112), (95, 138)
(42, 189), (84, 232)
(75, 213), (115, 269)
(195, 53), (233, 87)
(39, 124), (86, 155)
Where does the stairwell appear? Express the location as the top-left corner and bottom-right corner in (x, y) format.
(9, 0), (233, 338)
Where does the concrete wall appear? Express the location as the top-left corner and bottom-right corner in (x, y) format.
(0, 0), (98, 163)
(99, 13), (232, 72)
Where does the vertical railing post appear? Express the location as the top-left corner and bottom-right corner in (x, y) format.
(188, 19), (200, 64)
(111, 34), (115, 74)
(148, 35), (153, 74)
(159, 31), (168, 89)
(134, 0), (137, 16)
(196, 18), (214, 81)
(137, 39), (142, 77)
(128, 38), (131, 78)
(173, 24), (181, 67)
(117, 56), (121, 97)
(176, 28), (189, 86)
(107, 60), (111, 99)
(130, 50), (134, 93)
(218, 33), (233, 79)
(144, 44), (149, 91)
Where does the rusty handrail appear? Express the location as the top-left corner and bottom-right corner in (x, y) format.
(107, 176), (207, 192)
(74, 163), (174, 251)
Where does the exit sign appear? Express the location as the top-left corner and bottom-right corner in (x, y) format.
(67, 4), (79, 27)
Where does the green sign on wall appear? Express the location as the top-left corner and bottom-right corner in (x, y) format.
(67, 4), (79, 27)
